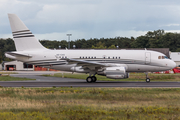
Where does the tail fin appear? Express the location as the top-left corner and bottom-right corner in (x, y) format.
(8, 14), (46, 51)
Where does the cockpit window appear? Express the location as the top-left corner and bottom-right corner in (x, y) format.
(164, 56), (169, 59)
(158, 56), (169, 59)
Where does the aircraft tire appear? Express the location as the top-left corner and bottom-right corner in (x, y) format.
(86, 76), (93, 83)
(91, 76), (97, 82)
(146, 78), (150, 83)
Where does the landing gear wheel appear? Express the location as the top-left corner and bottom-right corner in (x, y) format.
(91, 76), (97, 82)
(86, 76), (92, 83)
(146, 78), (150, 83)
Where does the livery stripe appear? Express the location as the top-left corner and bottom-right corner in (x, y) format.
(13, 35), (34, 38)
(26, 61), (163, 67)
(12, 30), (34, 38)
(28, 61), (67, 64)
(12, 30), (30, 33)
(35, 63), (67, 66)
(27, 59), (145, 65)
(13, 32), (33, 36)
(25, 58), (163, 67)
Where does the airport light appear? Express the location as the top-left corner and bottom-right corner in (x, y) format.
(67, 34), (72, 49)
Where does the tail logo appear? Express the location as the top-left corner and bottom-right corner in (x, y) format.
(13, 30), (34, 38)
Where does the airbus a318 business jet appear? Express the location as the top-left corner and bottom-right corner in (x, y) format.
(5, 14), (176, 83)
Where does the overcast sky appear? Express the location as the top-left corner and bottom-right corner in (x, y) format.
(1, 0), (180, 41)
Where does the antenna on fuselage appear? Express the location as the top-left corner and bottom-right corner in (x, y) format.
(66, 48), (68, 50)
(145, 48), (147, 50)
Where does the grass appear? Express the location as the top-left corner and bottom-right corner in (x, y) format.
(43, 72), (180, 82)
(0, 71), (18, 74)
(0, 76), (35, 81)
(0, 71), (34, 81)
(0, 87), (180, 119)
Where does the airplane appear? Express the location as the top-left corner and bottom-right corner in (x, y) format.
(5, 14), (176, 83)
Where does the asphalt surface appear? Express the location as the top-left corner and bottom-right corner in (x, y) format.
(0, 71), (180, 87)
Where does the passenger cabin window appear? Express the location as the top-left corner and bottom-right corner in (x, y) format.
(80, 56), (97, 59)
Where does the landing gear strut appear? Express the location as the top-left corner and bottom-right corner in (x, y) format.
(145, 72), (150, 83)
(86, 76), (97, 83)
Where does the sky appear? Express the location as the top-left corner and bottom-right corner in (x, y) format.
(1, 0), (180, 41)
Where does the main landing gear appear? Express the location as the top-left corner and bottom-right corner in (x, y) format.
(145, 72), (150, 83)
(86, 76), (97, 83)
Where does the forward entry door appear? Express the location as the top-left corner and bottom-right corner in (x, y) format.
(145, 52), (151, 64)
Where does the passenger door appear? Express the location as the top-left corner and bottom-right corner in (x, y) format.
(145, 52), (151, 64)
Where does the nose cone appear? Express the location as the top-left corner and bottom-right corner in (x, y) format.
(170, 60), (176, 69)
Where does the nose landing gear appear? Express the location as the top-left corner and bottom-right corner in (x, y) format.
(145, 72), (150, 83)
(146, 78), (150, 83)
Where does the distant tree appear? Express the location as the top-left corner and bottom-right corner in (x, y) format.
(176, 48), (180, 52)
(131, 36), (149, 48)
(91, 42), (107, 49)
(0, 38), (15, 63)
(108, 45), (116, 49)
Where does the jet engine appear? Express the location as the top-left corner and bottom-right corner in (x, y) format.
(97, 67), (129, 79)
(70, 66), (89, 73)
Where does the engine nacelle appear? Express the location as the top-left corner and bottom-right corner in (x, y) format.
(70, 66), (89, 73)
(98, 67), (129, 79)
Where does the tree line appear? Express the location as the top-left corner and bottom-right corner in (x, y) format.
(0, 29), (180, 63)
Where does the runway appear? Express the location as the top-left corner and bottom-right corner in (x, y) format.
(0, 71), (179, 87)
(1, 81), (180, 87)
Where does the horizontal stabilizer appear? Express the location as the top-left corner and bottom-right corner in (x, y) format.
(5, 52), (32, 58)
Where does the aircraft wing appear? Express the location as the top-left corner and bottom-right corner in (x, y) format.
(67, 58), (108, 68)
(5, 52), (32, 58)
(66, 58), (128, 71)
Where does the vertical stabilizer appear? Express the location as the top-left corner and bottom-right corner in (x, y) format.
(8, 14), (46, 51)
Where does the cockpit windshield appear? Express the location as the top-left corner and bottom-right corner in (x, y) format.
(164, 56), (169, 59)
(158, 56), (169, 59)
